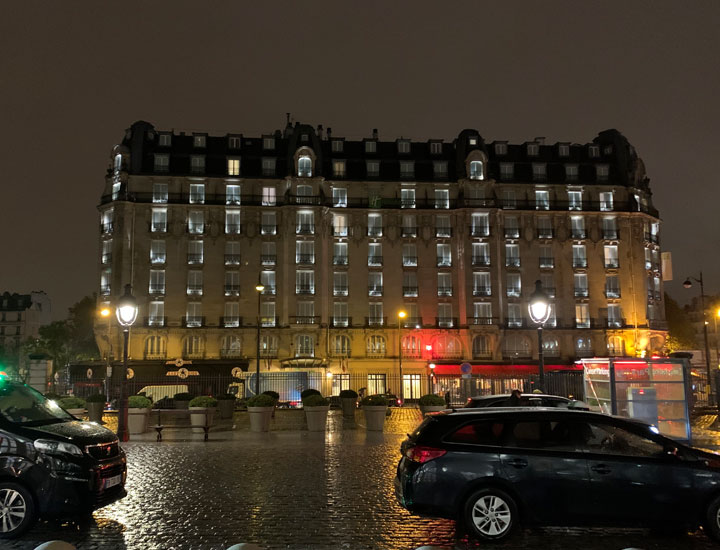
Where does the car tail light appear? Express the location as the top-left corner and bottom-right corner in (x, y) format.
(397, 399), (401, 405)
(405, 445), (447, 463)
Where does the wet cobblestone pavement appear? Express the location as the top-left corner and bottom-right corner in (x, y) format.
(7, 409), (720, 550)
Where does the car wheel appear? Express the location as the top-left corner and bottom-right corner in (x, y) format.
(0, 482), (36, 538)
(705, 495), (720, 542)
(464, 487), (517, 541)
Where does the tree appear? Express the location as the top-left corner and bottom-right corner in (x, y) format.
(664, 292), (697, 352)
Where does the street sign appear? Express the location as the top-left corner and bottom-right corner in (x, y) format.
(460, 362), (472, 374)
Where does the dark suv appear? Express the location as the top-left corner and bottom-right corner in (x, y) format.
(0, 379), (126, 537)
(396, 408), (720, 542)
(464, 393), (577, 409)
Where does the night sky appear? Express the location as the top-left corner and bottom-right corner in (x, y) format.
(1, 1), (718, 320)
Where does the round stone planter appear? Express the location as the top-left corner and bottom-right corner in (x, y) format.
(128, 408), (150, 434)
(66, 408), (85, 418)
(419, 405), (445, 416)
(189, 407), (216, 433)
(305, 405), (330, 431)
(86, 402), (105, 423)
(363, 405), (388, 431)
(217, 399), (236, 419)
(340, 398), (357, 417)
(174, 400), (190, 410)
(248, 406), (274, 432)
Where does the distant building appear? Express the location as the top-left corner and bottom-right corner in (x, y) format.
(0, 291), (52, 352)
(94, 120), (666, 395)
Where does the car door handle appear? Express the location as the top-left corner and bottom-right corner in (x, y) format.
(506, 458), (528, 469)
(591, 464), (612, 475)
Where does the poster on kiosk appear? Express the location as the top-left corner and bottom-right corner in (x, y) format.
(580, 358), (691, 443)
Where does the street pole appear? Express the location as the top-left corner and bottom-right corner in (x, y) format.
(398, 311), (406, 403)
(118, 327), (129, 442)
(685, 272), (713, 405)
(256, 289), (262, 396)
(537, 326), (545, 390)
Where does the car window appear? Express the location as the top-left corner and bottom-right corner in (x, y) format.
(502, 421), (551, 449)
(584, 422), (664, 457)
(446, 420), (504, 445)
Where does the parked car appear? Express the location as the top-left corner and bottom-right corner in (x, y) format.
(463, 393), (585, 409)
(395, 408), (720, 542)
(381, 393), (402, 407)
(0, 379), (126, 538)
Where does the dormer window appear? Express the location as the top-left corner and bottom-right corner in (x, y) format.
(298, 155), (312, 177)
(193, 135), (206, 148)
(469, 136), (478, 146)
(603, 145), (613, 155)
(430, 141), (442, 155)
(365, 140), (377, 153)
(331, 139), (344, 153)
(159, 133), (171, 147)
(263, 137), (275, 150)
(301, 133), (309, 142)
(494, 142), (507, 155)
(228, 136), (241, 149)
(589, 144), (600, 158)
(469, 160), (484, 180)
(558, 144), (570, 157)
(397, 140), (411, 154)
(527, 143), (539, 156)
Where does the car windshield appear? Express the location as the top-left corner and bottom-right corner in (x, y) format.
(0, 382), (73, 425)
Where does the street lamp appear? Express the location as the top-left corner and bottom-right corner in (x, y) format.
(398, 310), (407, 404)
(115, 284), (138, 442)
(684, 273), (713, 403)
(255, 280), (265, 396)
(528, 280), (550, 390)
(99, 307), (113, 405)
(428, 362), (436, 394)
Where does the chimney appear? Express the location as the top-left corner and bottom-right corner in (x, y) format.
(316, 124), (323, 139)
(372, 128), (378, 140)
(534, 137), (545, 145)
(326, 127), (332, 140)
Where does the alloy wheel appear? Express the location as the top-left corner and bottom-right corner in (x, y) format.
(471, 494), (512, 536)
(0, 488), (27, 534)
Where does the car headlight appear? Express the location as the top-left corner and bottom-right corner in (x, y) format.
(34, 439), (84, 457)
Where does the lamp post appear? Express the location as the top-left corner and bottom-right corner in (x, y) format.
(428, 362), (436, 394)
(398, 310), (407, 404)
(684, 273), (713, 404)
(255, 280), (265, 396)
(528, 280), (550, 391)
(115, 284), (138, 442)
(715, 308), (720, 370)
(99, 307), (112, 405)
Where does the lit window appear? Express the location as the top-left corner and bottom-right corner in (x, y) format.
(506, 273), (521, 297)
(298, 155), (312, 177)
(223, 303), (240, 328)
(187, 270), (203, 296)
(188, 211), (204, 234)
(152, 183), (168, 203)
(434, 189), (449, 209)
(600, 191), (614, 211)
(604, 245), (619, 268)
(187, 240), (203, 264)
(437, 244), (451, 267)
(470, 213), (489, 237)
(148, 303), (165, 327)
(114, 154), (122, 172)
(185, 303), (203, 328)
(149, 270), (165, 295)
(100, 268), (112, 296)
(193, 135), (206, 148)
(368, 214), (382, 236)
(262, 186), (276, 206)
(469, 136), (478, 146)
(365, 140), (376, 153)
(226, 184), (241, 205)
(333, 160), (346, 178)
(469, 161), (484, 180)
(225, 209), (241, 234)
(568, 190), (582, 210)
(535, 190), (549, 210)
(401, 188), (415, 208)
(571, 216), (586, 239)
(189, 184), (205, 204)
(575, 305), (590, 329)
(150, 240), (166, 264)
(505, 244), (520, 267)
(227, 158), (240, 176)
(332, 187), (347, 207)
(151, 208), (167, 232)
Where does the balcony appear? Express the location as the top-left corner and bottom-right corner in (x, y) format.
(260, 348), (278, 358)
(572, 259), (588, 268)
(506, 287), (521, 298)
(473, 286), (491, 297)
(368, 286), (383, 296)
(332, 227), (348, 236)
(539, 257), (554, 268)
(220, 316), (242, 328)
(261, 224), (277, 235)
(603, 230), (619, 240)
(224, 224), (241, 235)
(182, 316), (205, 328)
(291, 316), (319, 325)
(367, 228), (383, 237)
(403, 286), (418, 297)
(187, 254), (203, 264)
(468, 316), (496, 325)
(574, 287), (589, 298)
(220, 347), (243, 358)
(436, 257), (452, 267)
(537, 229), (554, 239)
(365, 317), (387, 327)
(291, 195), (321, 205)
(472, 256), (490, 267)
(296, 224), (315, 235)
(187, 224), (205, 235)
(469, 226), (490, 237)
(331, 317), (351, 327)
(605, 318), (626, 329)
(296, 254), (315, 265)
(261, 316), (278, 327)
(143, 316), (167, 327)
(435, 317), (457, 328)
(368, 256), (383, 266)
(333, 256), (348, 266)
(330, 347), (350, 357)
(295, 285), (315, 295)
(261, 285), (276, 295)
(225, 254), (241, 265)
(403, 256), (418, 267)
(571, 231), (586, 240)
(503, 348), (533, 359)
(401, 227), (417, 237)
(436, 228), (452, 238)
(261, 254), (276, 265)
(150, 223), (167, 233)
(505, 318), (528, 328)
(604, 260), (620, 269)
(505, 258), (521, 268)
(224, 285), (240, 296)
(366, 348), (386, 359)
(575, 318), (594, 329)
(437, 286), (453, 297)
(401, 317), (422, 328)
(504, 228), (520, 239)
(575, 348), (595, 358)
(101, 222), (114, 234)
(401, 199), (416, 209)
(333, 286), (348, 296)
(605, 289), (621, 298)
(644, 232), (660, 244)
(149, 285), (165, 296)
(150, 254), (166, 265)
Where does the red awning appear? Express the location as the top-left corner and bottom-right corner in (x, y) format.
(430, 364), (581, 376)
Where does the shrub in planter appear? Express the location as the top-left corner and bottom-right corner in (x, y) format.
(303, 393), (329, 431)
(300, 388), (321, 401)
(174, 392), (193, 410)
(303, 394), (330, 407)
(339, 389), (358, 417)
(247, 394), (276, 407)
(58, 396), (86, 415)
(262, 390), (280, 401)
(128, 395), (151, 435)
(361, 395), (388, 431)
(418, 393), (446, 416)
(215, 393), (237, 419)
(361, 394), (388, 407)
(247, 394), (275, 432)
(85, 393), (106, 423)
(189, 396), (218, 433)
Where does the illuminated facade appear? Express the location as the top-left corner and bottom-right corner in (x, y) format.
(95, 120), (666, 392)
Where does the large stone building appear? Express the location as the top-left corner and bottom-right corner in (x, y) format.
(95, 120), (666, 397)
(0, 291), (51, 353)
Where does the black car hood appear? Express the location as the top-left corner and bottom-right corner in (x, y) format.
(14, 420), (118, 446)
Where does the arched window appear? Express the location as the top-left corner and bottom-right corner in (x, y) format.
(182, 335), (205, 358)
(607, 336), (625, 356)
(402, 335), (421, 357)
(298, 155), (312, 177)
(144, 336), (166, 359)
(543, 338), (560, 357)
(366, 335), (386, 357)
(469, 160), (484, 180)
(649, 335), (664, 354)
(503, 334), (530, 358)
(221, 335), (242, 357)
(472, 335), (490, 359)
(575, 337), (593, 357)
(332, 334), (351, 356)
(260, 334), (278, 357)
(296, 334), (314, 357)
(433, 335), (462, 358)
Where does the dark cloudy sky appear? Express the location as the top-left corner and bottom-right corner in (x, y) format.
(1, 1), (718, 319)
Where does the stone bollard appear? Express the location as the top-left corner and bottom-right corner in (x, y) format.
(227, 545), (265, 550)
(34, 542), (77, 550)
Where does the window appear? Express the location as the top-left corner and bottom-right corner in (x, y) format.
(333, 242), (348, 265)
(473, 272), (491, 297)
(332, 187), (347, 207)
(365, 140), (376, 153)
(574, 273), (588, 297)
(400, 161), (414, 179)
(430, 141), (442, 155)
(154, 154), (169, 172)
(469, 161), (484, 180)
(187, 240), (203, 264)
(558, 143), (570, 157)
(366, 336), (386, 357)
(368, 272), (383, 296)
(187, 270), (203, 295)
(225, 241), (241, 265)
(438, 304), (453, 327)
(606, 275), (620, 298)
(495, 142), (507, 155)
(298, 155), (312, 177)
(101, 240), (112, 264)
(568, 190), (582, 210)
(368, 303), (383, 326)
(193, 134), (206, 148)
(500, 163), (514, 180)
(604, 245), (619, 268)
(575, 304), (590, 328)
(572, 245), (587, 268)
(468, 136), (478, 146)
(527, 143), (539, 156)
(228, 136), (241, 149)
(368, 243), (382, 266)
(596, 164), (609, 181)
(331, 139), (344, 153)
(431, 161), (448, 178)
(262, 157), (276, 176)
(437, 243), (451, 267)
(332, 213), (347, 236)
(589, 144), (600, 158)
(367, 214), (382, 236)
(225, 271), (240, 296)
(473, 303), (493, 325)
(227, 158), (240, 176)
(223, 303), (240, 328)
(540, 273), (555, 297)
(296, 335), (315, 357)
(100, 268), (112, 295)
(225, 209), (241, 234)
(150, 240), (166, 264)
(607, 304), (622, 327)
(187, 211), (203, 234)
(159, 133), (171, 147)
(539, 245), (554, 269)
(438, 272), (452, 297)
(224, 184), (241, 205)
(148, 183), (167, 204)
(366, 160), (380, 177)
(333, 160), (346, 178)
(332, 335), (351, 356)
(151, 208), (167, 232)
(189, 184), (205, 204)
(535, 190), (549, 210)
(295, 270), (315, 295)
(401, 188), (416, 209)
(537, 217), (553, 239)
(434, 189), (449, 209)
(397, 140), (411, 154)
(565, 165), (578, 181)
(296, 301), (315, 323)
(532, 163), (547, 181)
(261, 186), (276, 206)
(402, 243), (417, 266)
(149, 270), (165, 295)
(402, 214), (417, 237)
(506, 273), (521, 297)
(600, 191), (614, 211)
(148, 302), (165, 327)
(297, 211), (314, 234)
(260, 334), (278, 354)
(507, 304), (523, 328)
(471, 213), (489, 237)
(602, 217), (618, 239)
(608, 336), (625, 356)
(333, 272), (348, 296)
(260, 271), (276, 295)
(261, 302), (276, 327)
(403, 272), (418, 297)
(472, 242), (490, 266)
(435, 215), (451, 238)
(296, 240), (315, 264)
(571, 216), (585, 239)
(505, 244), (520, 267)
(190, 156), (205, 174)
(504, 216), (519, 238)
(333, 302), (348, 327)
(263, 137), (275, 150)
(260, 212), (276, 235)
(502, 189), (516, 209)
